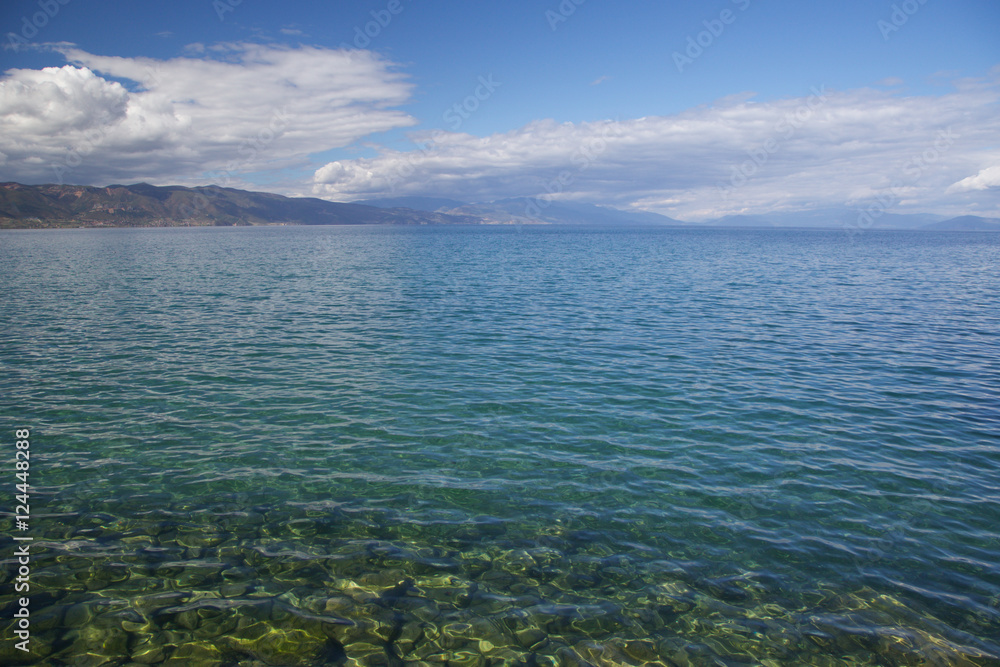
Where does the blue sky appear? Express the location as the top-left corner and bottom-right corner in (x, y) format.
(1, 0), (998, 219)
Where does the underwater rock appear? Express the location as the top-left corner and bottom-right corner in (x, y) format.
(30, 604), (66, 632)
(63, 624), (130, 664)
(391, 620), (429, 657)
(420, 581), (475, 608)
(217, 624), (331, 666)
(496, 548), (537, 574)
(873, 626), (984, 667)
(0, 624), (54, 664)
(321, 595), (356, 615)
(174, 609), (199, 631)
(176, 531), (226, 549)
(409, 599), (444, 624)
(439, 648), (483, 666)
(161, 641), (224, 665)
(604, 638), (658, 663)
(515, 627), (548, 650)
(553, 644), (599, 666)
(221, 565), (257, 581)
(334, 578), (381, 605)
(573, 639), (637, 665)
(331, 615), (382, 647)
(468, 616), (514, 649)
(220, 582), (248, 598)
(192, 611), (240, 640)
(64, 601), (101, 627)
(341, 641), (386, 666)
(130, 643), (167, 664)
(287, 518), (319, 538)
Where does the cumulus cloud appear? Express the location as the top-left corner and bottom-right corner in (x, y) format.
(0, 43), (416, 186)
(0, 65), (128, 134)
(947, 165), (1000, 193)
(313, 75), (1000, 219)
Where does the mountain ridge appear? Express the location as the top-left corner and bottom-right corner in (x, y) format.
(1, 182), (997, 231)
(0, 182), (480, 228)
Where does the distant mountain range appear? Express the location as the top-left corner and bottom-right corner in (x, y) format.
(2, 182), (998, 231)
(707, 208), (948, 229)
(361, 195), (686, 226)
(358, 196), (1000, 231)
(0, 183), (479, 228)
(920, 215), (1000, 231)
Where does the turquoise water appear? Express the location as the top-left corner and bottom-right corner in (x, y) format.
(1, 225), (999, 666)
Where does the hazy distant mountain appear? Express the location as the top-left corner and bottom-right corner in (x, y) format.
(702, 214), (781, 228)
(921, 215), (1000, 231)
(3, 182), (684, 228)
(358, 196), (468, 211)
(448, 198), (684, 226)
(702, 208), (947, 229)
(0, 183), (480, 228)
(2, 182), (994, 231)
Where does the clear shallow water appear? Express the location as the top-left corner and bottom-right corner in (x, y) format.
(1, 225), (999, 666)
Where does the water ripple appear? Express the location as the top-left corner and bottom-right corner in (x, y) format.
(2, 226), (999, 665)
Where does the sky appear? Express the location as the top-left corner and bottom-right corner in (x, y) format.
(0, 0), (998, 220)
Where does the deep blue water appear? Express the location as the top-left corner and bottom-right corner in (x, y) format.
(1, 225), (999, 665)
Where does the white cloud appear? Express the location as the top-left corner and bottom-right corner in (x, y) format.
(0, 43), (416, 186)
(0, 65), (128, 134)
(313, 75), (1000, 219)
(947, 165), (1000, 192)
(2, 45), (997, 220)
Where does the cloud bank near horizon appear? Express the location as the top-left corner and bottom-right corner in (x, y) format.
(313, 73), (1000, 220)
(0, 45), (998, 220)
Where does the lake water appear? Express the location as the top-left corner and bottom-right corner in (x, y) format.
(1, 225), (999, 666)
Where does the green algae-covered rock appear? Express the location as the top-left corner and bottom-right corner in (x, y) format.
(218, 624), (333, 666)
(0, 628), (55, 665)
(130, 643), (167, 664)
(161, 641), (224, 666)
(342, 641), (387, 666)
